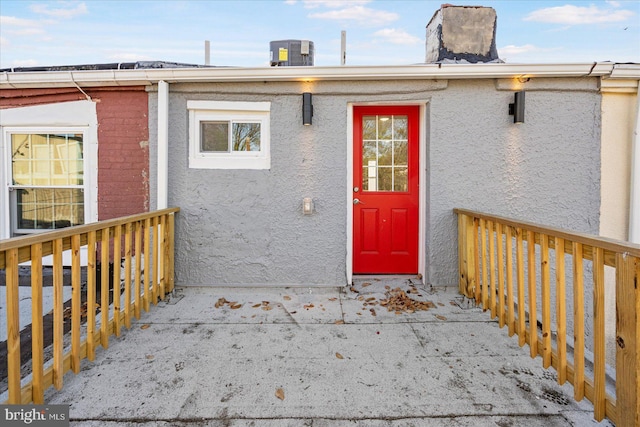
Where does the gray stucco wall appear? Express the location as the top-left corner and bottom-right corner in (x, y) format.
(148, 77), (601, 287)
(428, 78), (601, 285)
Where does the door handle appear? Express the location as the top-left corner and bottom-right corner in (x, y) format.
(353, 198), (364, 205)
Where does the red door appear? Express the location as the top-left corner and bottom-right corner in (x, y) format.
(353, 106), (419, 274)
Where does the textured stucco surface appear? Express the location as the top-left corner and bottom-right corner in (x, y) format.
(426, 6), (499, 63)
(149, 77), (601, 287)
(429, 79), (601, 285)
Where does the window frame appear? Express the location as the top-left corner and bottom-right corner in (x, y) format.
(0, 100), (99, 240)
(4, 127), (90, 235)
(188, 100), (271, 170)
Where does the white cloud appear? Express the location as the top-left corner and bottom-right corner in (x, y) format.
(524, 4), (634, 25)
(0, 15), (40, 27)
(30, 2), (88, 19)
(12, 59), (39, 67)
(499, 44), (539, 56)
(107, 53), (154, 62)
(0, 36), (7, 48)
(606, 1), (621, 7)
(309, 5), (398, 26)
(373, 28), (421, 45)
(7, 27), (46, 36)
(303, 0), (370, 8)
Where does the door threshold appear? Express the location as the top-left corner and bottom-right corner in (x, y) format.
(352, 274), (423, 285)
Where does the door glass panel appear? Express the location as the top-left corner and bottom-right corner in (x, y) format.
(363, 141), (376, 165)
(393, 116), (408, 139)
(378, 116), (392, 139)
(363, 116), (376, 140)
(378, 167), (392, 191)
(394, 141), (408, 165)
(394, 167), (408, 192)
(361, 115), (409, 192)
(363, 164), (377, 191)
(378, 140), (392, 166)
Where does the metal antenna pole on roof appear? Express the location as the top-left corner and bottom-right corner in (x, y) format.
(340, 30), (347, 65)
(205, 40), (211, 66)
(341, 31), (346, 66)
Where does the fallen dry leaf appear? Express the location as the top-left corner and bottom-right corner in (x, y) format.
(215, 298), (246, 310)
(328, 297), (337, 302)
(336, 352), (344, 359)
(370, 308), (377, 316)
(275, 388), (285, 400)
(350, 287), (359, 293)
(283, 295), (291, 301)
(303, 304), (314, 309)
(438, 302), (445, 307)
(262, 305), (273, 311)
(436, 315), (447, 321)
(362, 282), (371, 287)
(379, 287), (435, 315)
(252, 303), (261, 308)
(335, 319), (345, 325)
(140, 324), (150, 330)
(145, 354), (154, 360)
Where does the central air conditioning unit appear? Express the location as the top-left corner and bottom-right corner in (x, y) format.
(270, 40), (314, 66)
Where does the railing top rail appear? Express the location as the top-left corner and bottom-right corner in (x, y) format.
(0, 207), (179, 252)
(454, 208), (640, 257)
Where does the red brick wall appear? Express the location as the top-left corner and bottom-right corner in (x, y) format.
(0, 86), (150, 220)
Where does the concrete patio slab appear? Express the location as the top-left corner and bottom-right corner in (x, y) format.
(33, 280), (613, 426)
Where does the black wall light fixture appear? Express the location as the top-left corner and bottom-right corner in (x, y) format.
(509, 91), (525, 123)
(302, 92), (313, 125)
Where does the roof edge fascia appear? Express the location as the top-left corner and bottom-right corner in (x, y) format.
(0, 62), (617, 89)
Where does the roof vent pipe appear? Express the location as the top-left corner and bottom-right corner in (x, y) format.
(341, 31), (346, 66)
(205, 40), (211, 66)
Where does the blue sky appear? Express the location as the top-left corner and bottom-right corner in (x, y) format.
(0, 0), (638, 69)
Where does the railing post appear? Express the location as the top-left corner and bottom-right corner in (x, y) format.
(5, 248), (21, 403)
(615, 253), (639, 426)
(457, 213), (476, 298)
(167, 212), (175, 293)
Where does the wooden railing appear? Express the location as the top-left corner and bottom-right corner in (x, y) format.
(455, 208), (639, 426)
(1, 208), (179, 404)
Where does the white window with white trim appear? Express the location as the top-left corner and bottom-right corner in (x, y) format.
(0, 100), (98, 240)
(188, 100), (271, 169)
(8, 130), (87, 234)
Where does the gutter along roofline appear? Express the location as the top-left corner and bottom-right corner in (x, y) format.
(0, 62), (625, 89)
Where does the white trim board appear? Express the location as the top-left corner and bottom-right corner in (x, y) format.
(345, 101), (429, 285)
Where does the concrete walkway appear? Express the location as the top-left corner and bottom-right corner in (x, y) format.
(43, 278), (612, 426)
